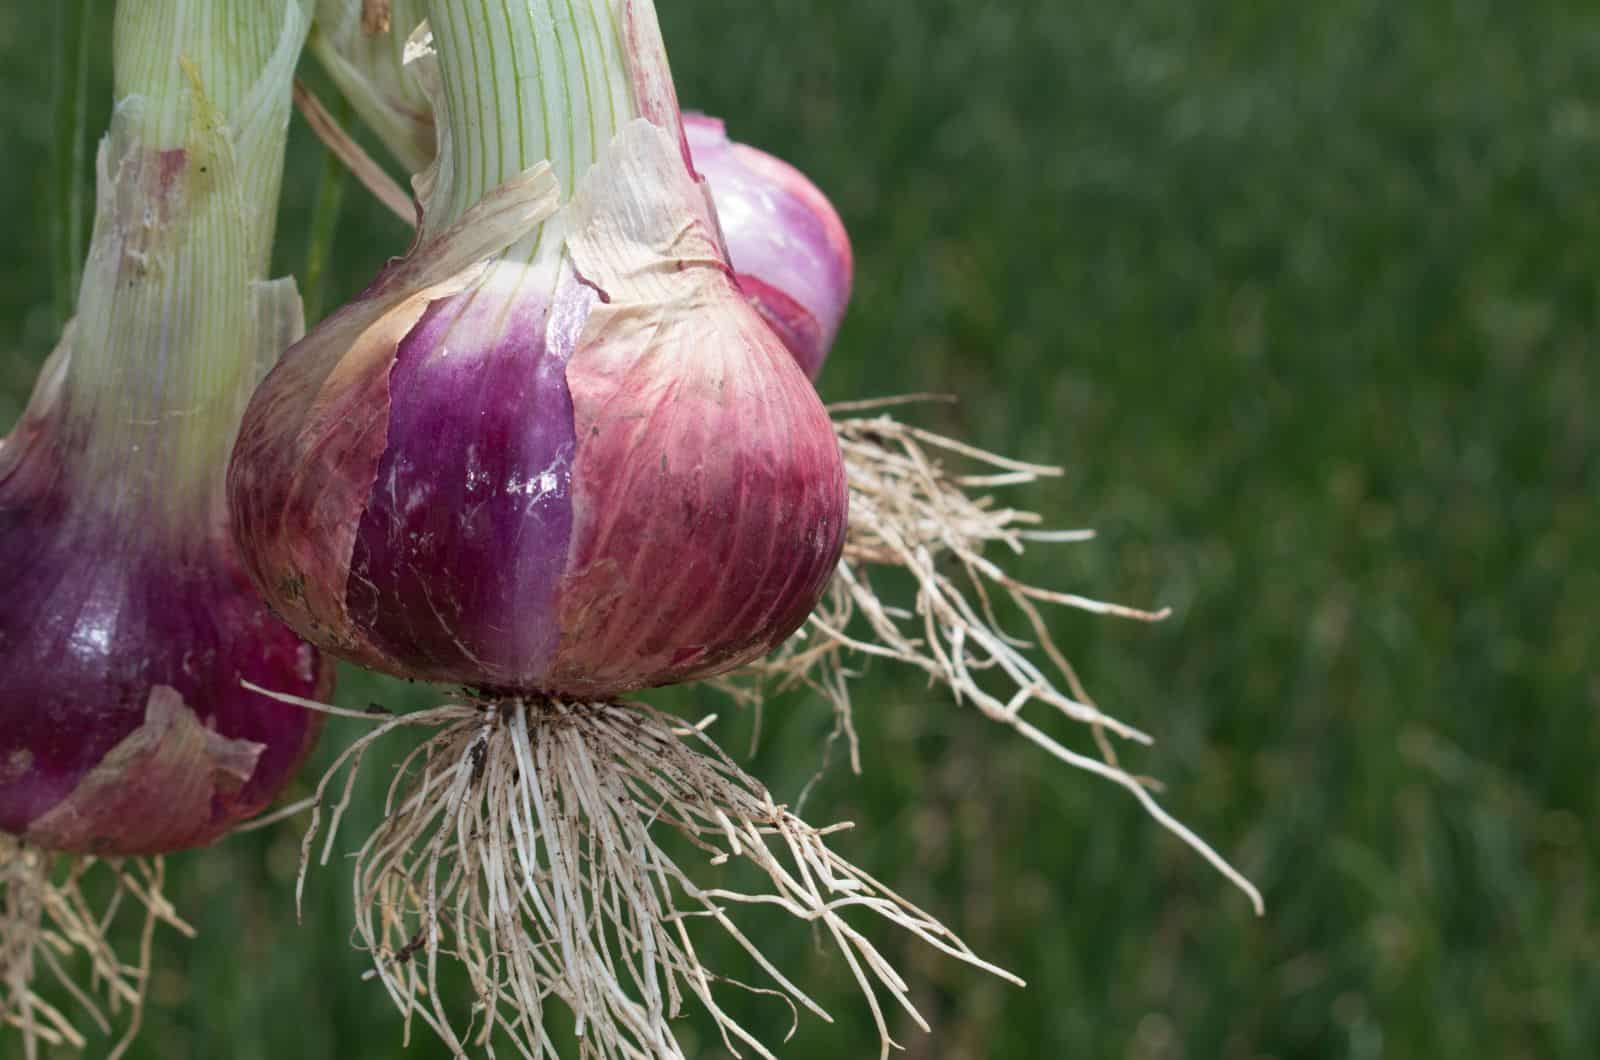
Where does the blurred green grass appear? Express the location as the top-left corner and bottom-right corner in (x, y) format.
(4, 0), (1598, 1057)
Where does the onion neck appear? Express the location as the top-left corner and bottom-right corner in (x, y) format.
(59, 0), (305, 531)
(422, 0), (641, 262)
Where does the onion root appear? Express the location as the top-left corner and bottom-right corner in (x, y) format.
(253, 685), (1020, 1059)
(718, 403), (1265, 915)
(0, 839), (193, 1060)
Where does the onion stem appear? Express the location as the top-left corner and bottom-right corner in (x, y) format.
(62, 0), (308, 525)
(423, 0), (636, 242)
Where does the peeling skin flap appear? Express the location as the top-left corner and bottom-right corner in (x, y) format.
(27, 686), (265, 854)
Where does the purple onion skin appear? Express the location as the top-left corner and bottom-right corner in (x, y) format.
(345, 274), (587, 687)
(0, 387), (329, 857)
(230, 123), (847, 699)
(685, 114), (854, 380)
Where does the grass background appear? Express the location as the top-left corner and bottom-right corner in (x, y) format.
(4, 0), (1599, 1056)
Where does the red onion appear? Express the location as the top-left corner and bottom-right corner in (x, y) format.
(684, 113), (854, 380)
(230, 1), (848, 699)
(0, 0), (326, 858)
(230, 7), (1034, 1058)
(4, 3), (327, 1054)
(293, 2), (1260, 921)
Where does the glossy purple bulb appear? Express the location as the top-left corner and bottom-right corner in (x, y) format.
(0, 361), (329, 857)
(685, 114), (854, 379)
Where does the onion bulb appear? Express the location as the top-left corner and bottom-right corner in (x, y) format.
(230, 3), (848, 699)
(1, 0), (324, 860)
(684, 112), (853, 380)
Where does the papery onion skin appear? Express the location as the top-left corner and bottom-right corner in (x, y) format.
(230, 2), (847, 699)
(685, 114), (854, 380)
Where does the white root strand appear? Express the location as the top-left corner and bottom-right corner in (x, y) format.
(0, 840), (193, 1060)
(254, 686), (1021, 1060)
(722, 410), (1264, 916)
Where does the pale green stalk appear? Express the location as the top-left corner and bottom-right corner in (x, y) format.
(63, 0), (308, 531)
(422, 0), (638, 249)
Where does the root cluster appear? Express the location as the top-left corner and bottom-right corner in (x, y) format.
(264, 688), (1018, 1060)
(0, 838), (191, 1060)
(723, 400), (1262, 912)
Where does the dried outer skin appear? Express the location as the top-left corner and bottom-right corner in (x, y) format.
(229, 122), (847, 697)
(550, 119), (846, 694)
(684, 114), (854, 380)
